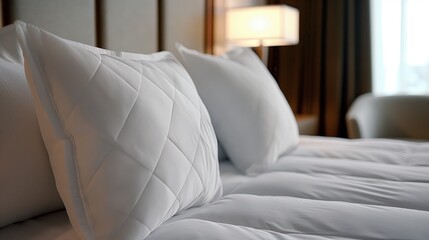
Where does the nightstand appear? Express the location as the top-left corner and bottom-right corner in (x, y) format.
(295, 114), (318, 135)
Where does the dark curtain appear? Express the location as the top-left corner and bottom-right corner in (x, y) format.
(267, 0), (372, 137)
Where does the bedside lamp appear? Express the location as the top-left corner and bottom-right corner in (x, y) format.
(226, 5), (299, 60)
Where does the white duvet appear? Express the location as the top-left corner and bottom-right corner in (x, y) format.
(1, 136), (428, 240)
(151, 136), (429, 240)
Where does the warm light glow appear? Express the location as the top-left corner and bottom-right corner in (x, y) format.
(226, 5), (299, 47)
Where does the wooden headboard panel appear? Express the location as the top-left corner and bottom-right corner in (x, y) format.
(0, 0), (265, 55)
(2, 0), (98, 45)
(0, 0), (212, 56)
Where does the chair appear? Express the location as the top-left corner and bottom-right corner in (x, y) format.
(346, 93), (429, 140)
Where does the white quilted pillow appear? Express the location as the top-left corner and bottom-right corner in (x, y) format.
(177, 45), (299, 174)
(16, 21), (222, 240)
(0, 24), (63, 228)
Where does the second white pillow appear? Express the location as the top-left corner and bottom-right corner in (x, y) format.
(177, 45), (299, 174)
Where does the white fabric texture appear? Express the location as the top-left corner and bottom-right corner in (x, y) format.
(1, 137), (429, 239)
(218, 161), (251, 195)
(177, 45), (299, 174)
(0, 210), (73, 240)
(16, 21), (222, 240)
(0, 24), (24, 64)
(154, 136), (429, 240)
(0, 24), (63, 228)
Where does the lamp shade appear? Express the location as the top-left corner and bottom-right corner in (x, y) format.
(226, 5), (299, 47)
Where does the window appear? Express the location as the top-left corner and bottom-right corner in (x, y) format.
(371, 0), (429, 95)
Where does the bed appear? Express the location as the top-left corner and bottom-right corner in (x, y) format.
(1, 136), (429, 239)
(1, 1), (429, 240)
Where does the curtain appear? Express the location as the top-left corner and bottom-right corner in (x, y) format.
(267, 0), (372, 137)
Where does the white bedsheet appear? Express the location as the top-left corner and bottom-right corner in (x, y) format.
(218, 161), (252, 195)
(1, 136), (428, 240)
(153, 136), (429, 239)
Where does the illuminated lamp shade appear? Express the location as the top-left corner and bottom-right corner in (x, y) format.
(226, 5), (299, 56)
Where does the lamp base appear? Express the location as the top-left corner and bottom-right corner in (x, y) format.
(252, 45), (268, 65)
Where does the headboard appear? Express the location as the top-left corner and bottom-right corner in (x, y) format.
(0, 0), (211, 57)
(0, 0), (264, 56)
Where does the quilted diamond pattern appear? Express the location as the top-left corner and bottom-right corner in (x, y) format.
(16, 21), (222, 240)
